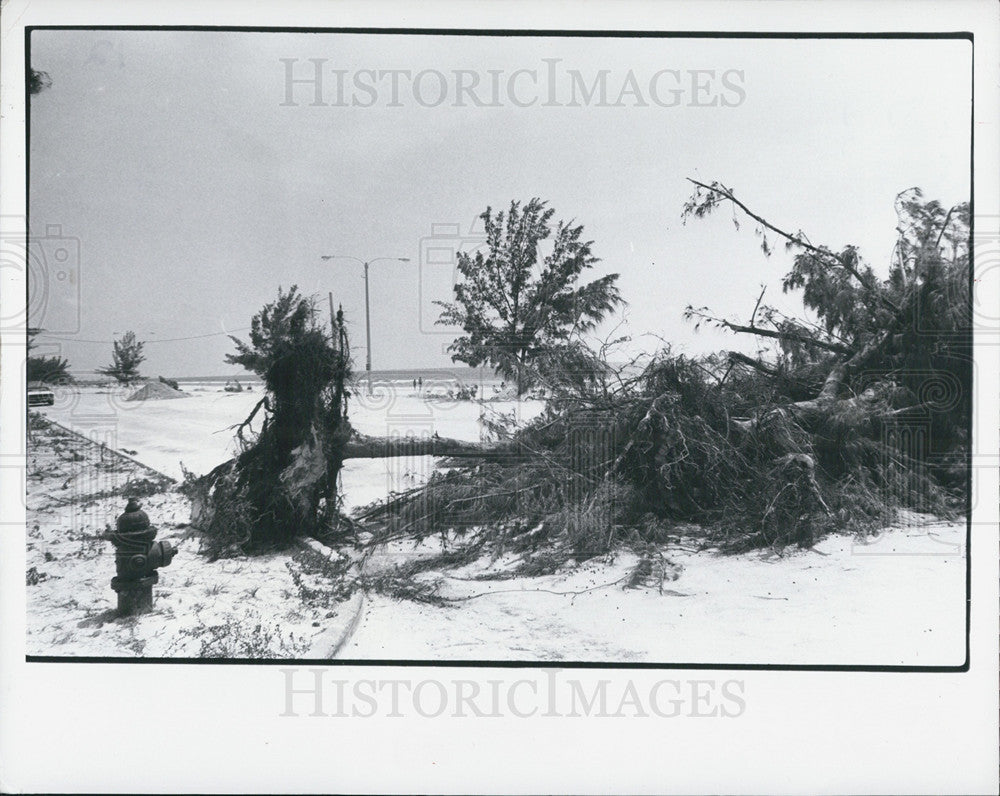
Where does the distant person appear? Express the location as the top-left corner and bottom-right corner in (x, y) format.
(413, 378), (417, 389)
(418, 377), (423, 389)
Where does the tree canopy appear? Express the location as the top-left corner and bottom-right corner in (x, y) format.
(27, 328), (73, 384)
(28, 68), (52, 95)
(682, 180), (970, 441)
(97, 331), (145, 385)
(435, 198), (623, 394)
(194, 183), (971, 575)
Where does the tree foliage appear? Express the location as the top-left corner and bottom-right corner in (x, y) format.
(26, 328), (73, 384)
(365, 183), (970, 566)
(435, 198), (623, 394)
(682, 180), (970, 448)
(28, 69), (52, 95)
(98, 331), (145, 385)
(28, 355), (73, 384)
(226, 286), (343, 453)
(191, 185), (970, 574)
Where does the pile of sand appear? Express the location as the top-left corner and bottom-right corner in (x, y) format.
(125, 380), (190, 401)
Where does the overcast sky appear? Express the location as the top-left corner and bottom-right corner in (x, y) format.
(28, 30), (971, 377)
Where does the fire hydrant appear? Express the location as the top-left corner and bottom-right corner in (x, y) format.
(108, 498), (176, 616)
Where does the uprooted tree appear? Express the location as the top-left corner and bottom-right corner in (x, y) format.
(362, 180), (970, 564)
(185, 286), (530, 559)
(681, 180), (969, 458)
(184, 286), (353, 557)
(189, 182), (969, 571)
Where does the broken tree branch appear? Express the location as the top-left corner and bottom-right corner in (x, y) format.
(716, 319), (852, 355)
(749, 285), (767, 327)
(686, 178), (900, 314)
(727, 351), (779, 377)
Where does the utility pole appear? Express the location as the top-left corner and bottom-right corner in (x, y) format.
(328, 292), (336, 343)
(320, 254), (410, 395)
(363, 261), (372, 380)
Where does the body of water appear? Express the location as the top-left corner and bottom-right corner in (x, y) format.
(173, 365), (499, 386)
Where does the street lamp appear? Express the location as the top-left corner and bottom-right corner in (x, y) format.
(320, 254), (410, 394)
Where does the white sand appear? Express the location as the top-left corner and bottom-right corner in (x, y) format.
(30, 383), (967, 664)
(125, 380), (190, 401)
(343, 519), (965, 665)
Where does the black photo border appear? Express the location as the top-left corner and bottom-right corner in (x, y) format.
(23, 25), (976, 673)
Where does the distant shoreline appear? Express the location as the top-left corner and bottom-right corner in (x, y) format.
(67, 365), (502, 385)
(175, 365), (500, 383)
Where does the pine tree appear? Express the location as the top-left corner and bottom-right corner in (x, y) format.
(435, 198), (622, 395)
(98, 331), (146, 385)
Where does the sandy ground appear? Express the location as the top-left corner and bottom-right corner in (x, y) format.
(25, 417), (356, 658)
(29, 383), (967, 664)
(343, 519), (966, 665)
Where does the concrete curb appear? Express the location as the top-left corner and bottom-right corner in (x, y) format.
(39, 414), (368, 658)
(304, 591), (365, 659)
(297, 537), (368, 659)
(41, 417), (179, 484)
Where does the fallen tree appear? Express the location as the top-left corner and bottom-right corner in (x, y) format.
(182, 286), (353, 558)
(360, 182), (969, 559)
(341, 433), (519, 461)
(190, 183), (969, 566)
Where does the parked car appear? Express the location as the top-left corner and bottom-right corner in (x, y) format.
(27, 383), (55, 407)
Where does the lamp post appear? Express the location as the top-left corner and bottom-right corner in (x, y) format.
(320, 254), (410, 394)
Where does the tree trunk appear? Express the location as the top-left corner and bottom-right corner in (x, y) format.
(342, 433), (519, 461)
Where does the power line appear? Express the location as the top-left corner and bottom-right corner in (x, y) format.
(37, 327), (251, 345)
